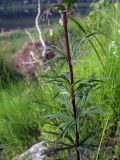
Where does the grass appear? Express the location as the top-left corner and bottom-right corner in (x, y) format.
(0, 80), (59, 159)
(0, 1), (120, 159)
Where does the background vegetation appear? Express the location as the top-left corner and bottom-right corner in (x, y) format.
(0, 0), (120, 159)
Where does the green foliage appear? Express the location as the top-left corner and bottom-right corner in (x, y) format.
(87, 0), (119, 37)
(41, 3), (106, 159)
(43, 75), (104, 158)
(0, 81), (57, 159)
(0, 1), (120, 159)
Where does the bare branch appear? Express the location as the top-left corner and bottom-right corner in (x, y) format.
(35, 0), (46, 57)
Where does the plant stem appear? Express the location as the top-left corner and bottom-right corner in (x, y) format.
(96, 113), (110, 160)
(62, 10), (80, 160)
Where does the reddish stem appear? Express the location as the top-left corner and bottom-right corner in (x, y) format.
(62, 10), (80, 160)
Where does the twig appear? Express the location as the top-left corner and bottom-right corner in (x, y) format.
(35, 0), (46, 57)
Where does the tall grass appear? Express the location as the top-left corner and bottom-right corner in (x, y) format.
(0, 80), (59, 159)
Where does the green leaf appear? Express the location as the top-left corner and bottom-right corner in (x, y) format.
(83, 104), (105, 116)
(46, 118), (75, 144)
(41, 145), (74, 156)
(43, 131), (59, 136)
(47, 45), (66, 57)
(80, 144), (98, 151)
(55, 95), (73, 113)
(71, 32), (100, 57)
(46, 141), (73, 147)
(68, 16), (105, 67)
(69, 16), (86, 33)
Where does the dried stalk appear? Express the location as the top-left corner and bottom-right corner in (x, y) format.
(35, 0), (46, 57)
(25, 30), (35, 43)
